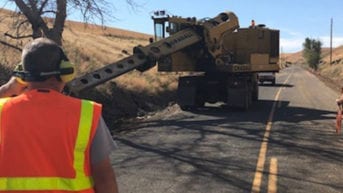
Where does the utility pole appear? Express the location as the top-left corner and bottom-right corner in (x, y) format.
(330, 17), (333, 65)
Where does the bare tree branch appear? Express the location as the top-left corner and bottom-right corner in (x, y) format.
(42, 10), (57, 14)
(2, 0), (138, 46)
(0, 40), (22, 51)
(14, 19), (31, 38)
(39, 0), (50, 14)
(4, 32), (32, 39)
(50, 0), (67, 44)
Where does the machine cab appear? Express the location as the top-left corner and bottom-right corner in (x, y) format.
(152, 10), (197, 41)
(152, 11), (168, 41)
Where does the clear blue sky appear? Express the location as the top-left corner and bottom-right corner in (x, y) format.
(2, 0), (343, 53)
(101, 0), (343, 53)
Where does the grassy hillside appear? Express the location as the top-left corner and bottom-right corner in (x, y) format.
(318, 46), (343, 84)
(281, 52), (305, 65)
(0, 9), (179, 130)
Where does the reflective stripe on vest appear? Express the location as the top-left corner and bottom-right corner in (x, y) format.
(0, 98), (10, 145)
(0, 99), (94, 191)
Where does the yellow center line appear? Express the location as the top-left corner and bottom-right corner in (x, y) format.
(251, 73), (292, 193)
(268, 157), (278, 193)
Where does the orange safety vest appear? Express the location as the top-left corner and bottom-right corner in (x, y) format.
(0, 89), (101, 192)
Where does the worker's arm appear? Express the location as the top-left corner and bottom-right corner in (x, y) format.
(90, 117), (119, 193)
(92, 157), (119, 193)
(0, 77), (27, 98)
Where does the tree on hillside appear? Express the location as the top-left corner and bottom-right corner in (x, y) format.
(302, 37), (322, 70)
(1, 0), (136, 47)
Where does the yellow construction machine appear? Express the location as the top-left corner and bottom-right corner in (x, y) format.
(66, 11), (280, 110)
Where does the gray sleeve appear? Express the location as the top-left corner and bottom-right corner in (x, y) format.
(90, 116), (117, 165)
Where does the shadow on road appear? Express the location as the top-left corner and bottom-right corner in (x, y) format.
(112, 99), (342, 192)
(259, 83), (294, 87)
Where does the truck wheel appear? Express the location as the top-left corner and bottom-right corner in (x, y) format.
(252, 83), (259, 101)
(195, 94), (205, 107)
(243, 95), (250, 111)
(180, 105), (192, 111)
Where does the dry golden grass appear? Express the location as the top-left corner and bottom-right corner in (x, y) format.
(0, 8), (179, 128)
(0, 8), (178, 93)
(282, 46), (343, 66)
(318, 45), (343, 84)
(59, 19), (180, 95)
(281, 52), (305, 64)
(322, 46), (343, 64)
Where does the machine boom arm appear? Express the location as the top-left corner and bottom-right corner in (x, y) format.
(65, 28), (202, 95)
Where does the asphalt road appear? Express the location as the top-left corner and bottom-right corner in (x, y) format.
(110, 65), (343, 193)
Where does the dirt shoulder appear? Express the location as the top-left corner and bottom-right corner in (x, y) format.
(306, 66), (341, 95)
